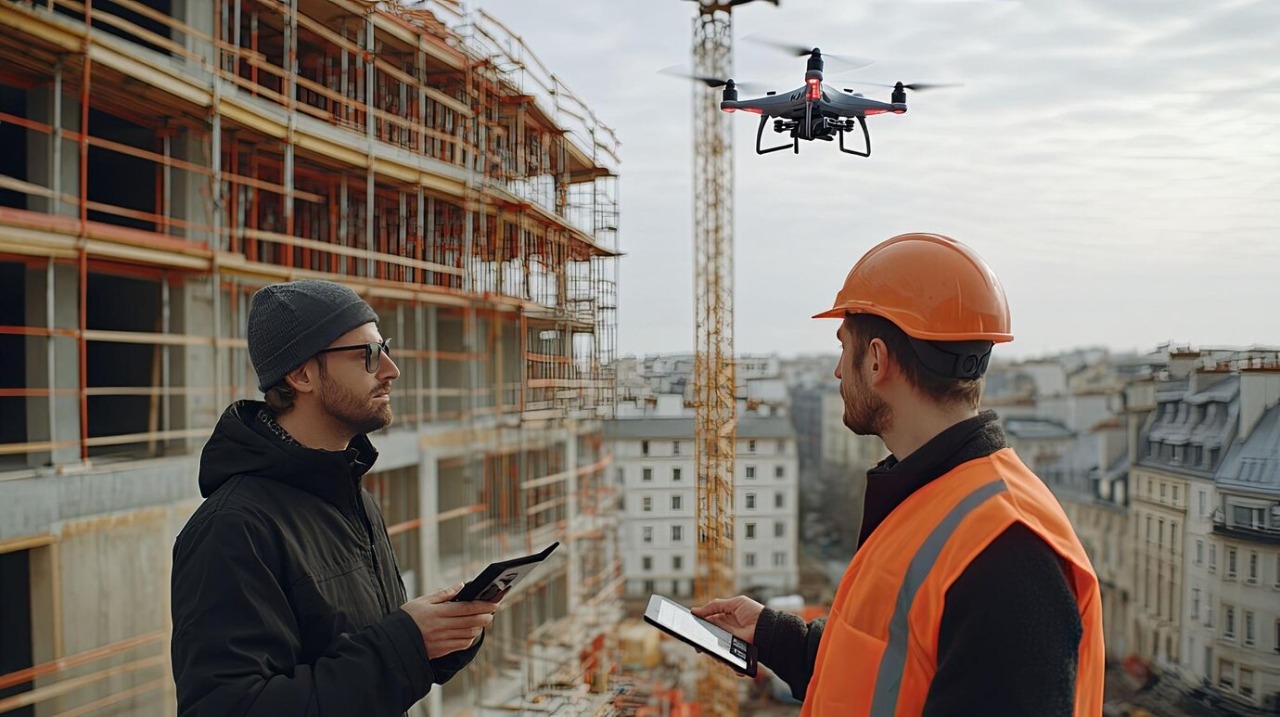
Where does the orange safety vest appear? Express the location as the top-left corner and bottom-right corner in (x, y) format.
(802, 448), (1105, 717)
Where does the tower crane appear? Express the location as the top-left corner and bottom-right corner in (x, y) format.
(684, 1), (777, 714)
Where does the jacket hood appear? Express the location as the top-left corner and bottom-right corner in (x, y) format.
(198, 400), (378, 507)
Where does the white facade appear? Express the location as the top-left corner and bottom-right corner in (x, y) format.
(606, 418), (800, 600)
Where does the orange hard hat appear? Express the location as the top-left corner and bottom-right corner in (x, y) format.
(813, 232), (1013, 343)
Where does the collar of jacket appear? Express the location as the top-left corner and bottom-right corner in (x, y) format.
(856, 409), (1007, 550)
(199, 400), (378, 512)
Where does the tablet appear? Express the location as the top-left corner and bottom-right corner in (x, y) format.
(643, 594), (758, 677)
(451, 542), (560, 602)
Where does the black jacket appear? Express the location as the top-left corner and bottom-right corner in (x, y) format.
(755, 411), (1083, 716)
(170, 401), (480, 716)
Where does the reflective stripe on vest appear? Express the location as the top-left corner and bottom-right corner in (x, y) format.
(868, 479), (1008, 717)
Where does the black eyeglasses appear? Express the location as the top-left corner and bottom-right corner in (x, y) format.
(316, 338), (392, 374)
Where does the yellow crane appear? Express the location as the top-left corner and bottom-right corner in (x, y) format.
(685, 1), (777, 714)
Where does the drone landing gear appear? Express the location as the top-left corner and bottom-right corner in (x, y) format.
(755, 114), (791, 154)
(839, 115), (871, 157)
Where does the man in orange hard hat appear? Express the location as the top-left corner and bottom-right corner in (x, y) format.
(694, 233), (1105, 715)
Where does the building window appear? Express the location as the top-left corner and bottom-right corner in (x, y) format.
(642, 467), (653, 482)
(1244, 611), (1255, 646)
(1161, 482), (1168, 498)
(673, 555), (683, 571)
(643, 527), (653, 544)
(745, 553), (756, 568)
(1274, 619), (1280, 651)
(673, 441), (680, 455)
(1191, 588), (1200, 619)
(1227, 547), (1237, 579)
(1195, 539), (1203, 565)
(1146, 516), (1152, 542)
(1199, 490), (1206, 517)
(673, 467), (682, 481)
(1247, 552), (1258, 584)
(642, 556), (652, 571)
(775, 521), (785, 538)
(1240, 668), (1254, 698)
(775, 492), (784, 509)
(1209, 543), (1217, 572)
(1224, 604), (1236, 639)
(644, 579), (655, 594)
(642, 496), (653, 512)
(775, 465), (784, 479)
(746, 465), (756, 479)
(1171, 446), (1183, 464)
(671, 494), (682, 511)
(616, 468), (625, 483)
(773, 551), (786, 567)
(672, 525), (683, 542)
(642, 440), (650, 457)
(746, 523), (757, 539)
(1172, 485), (1179, 503)
(776, 440), (785, 454)
(746, 493), (756, 510)
(1218, 659), (1234, 690)
(1232, 504), (1265, 529)
(1158, 519), (1164, 549)
(748, 440), (756, 453)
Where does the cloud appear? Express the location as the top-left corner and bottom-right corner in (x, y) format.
(473, 0), (1279, 359)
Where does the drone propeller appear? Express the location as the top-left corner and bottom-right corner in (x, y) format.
(849, 81), (964, 92)
(658, 66), (771, 93)
(742, 35), (875, 70)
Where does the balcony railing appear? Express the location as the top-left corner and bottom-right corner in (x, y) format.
(1212, 519), (1280, 545)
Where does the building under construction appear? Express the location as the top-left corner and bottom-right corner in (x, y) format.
(0, 0), (622, 714)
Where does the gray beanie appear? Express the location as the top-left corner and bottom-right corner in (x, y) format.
(247, 279), (379, 393)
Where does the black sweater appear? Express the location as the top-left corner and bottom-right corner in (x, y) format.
(754, 411), (1083, 716)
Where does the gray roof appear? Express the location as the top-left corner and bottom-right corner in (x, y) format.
(1004, 417), (1075, 440)
(603, 416), (796, 440)
(1140, 376), (1239, 477)
(1215, 402), (1280, 494)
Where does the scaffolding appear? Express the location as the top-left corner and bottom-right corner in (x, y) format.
(0, 0), (622, 714)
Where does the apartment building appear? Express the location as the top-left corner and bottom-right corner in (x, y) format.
(1187, 367), (1280, 712)
(605, 415), (800, 603)
(0, 1), (621, 714)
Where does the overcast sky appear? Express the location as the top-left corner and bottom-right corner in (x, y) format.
(474, 0), (1279, 361)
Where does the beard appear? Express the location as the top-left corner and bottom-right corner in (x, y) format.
(318, 371), (393, 436)
(842, 371), (891, 436)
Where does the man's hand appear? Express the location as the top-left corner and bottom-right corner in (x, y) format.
(401, 583), (498, 659)
(692, 596), (765, 644)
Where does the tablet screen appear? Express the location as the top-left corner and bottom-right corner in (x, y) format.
(650, 597), (749, 671)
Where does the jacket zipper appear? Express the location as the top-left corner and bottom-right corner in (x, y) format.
(354, 486), (390, 614)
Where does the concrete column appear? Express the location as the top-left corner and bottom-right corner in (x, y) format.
(564, 422), (579, 614)
(417, 451), (442, 593)
(418, 450), (443, 717)
(170, 127), (213, 245)
(173, 0), (216, 68)
(169, 276), (219, 446)
(25, 81), (79, 217)
(24, 263), (81, 467)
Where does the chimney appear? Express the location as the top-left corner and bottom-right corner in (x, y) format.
(1239, 362), (1280, 439)
(1168, 348), (1199, 380)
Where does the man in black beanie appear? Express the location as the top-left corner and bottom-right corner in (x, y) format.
(170, 279), (496, 716)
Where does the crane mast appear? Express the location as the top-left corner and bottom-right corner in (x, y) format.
(689, 1), (775, 713)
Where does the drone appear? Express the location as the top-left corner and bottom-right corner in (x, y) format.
(670, 42), (959, 157)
